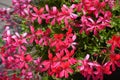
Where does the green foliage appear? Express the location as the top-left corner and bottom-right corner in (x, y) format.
(0, 37), (4, 47)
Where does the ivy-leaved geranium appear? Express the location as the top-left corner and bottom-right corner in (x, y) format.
(0, 0), (120, 80)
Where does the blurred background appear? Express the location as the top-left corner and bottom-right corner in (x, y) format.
(0, 0), (11, 37)
(0, 0), (11, 8)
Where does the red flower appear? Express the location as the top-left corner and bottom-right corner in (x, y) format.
(77, 54), (103, 80)
(50, 28), (77, 52)
(46, 50), (76, 78)
(59, 62), (73, 78)
(107, 35), (120, 52)
(103, 62), (112, 75)
(11, 74), (21, 80)
(54, 34), (64, 40)
(110, 53), (120, 70)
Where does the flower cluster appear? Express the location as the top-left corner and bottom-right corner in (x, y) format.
(0, 0), (120, 80)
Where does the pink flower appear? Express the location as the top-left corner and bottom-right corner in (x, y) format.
(38, 28), (51, 46)
(34, 57), (50, 72)
(45, 5), (59, 25)
(12, 32), (28, 53)
(2, 27), (28, 54)
(1, 51), (32, 70)
(0, 8), (11, 21)
(2, 26), (12, 44)
(0, 74), (9, 80)
(27, 26), (43, 44)
(32, 7), (46, 24)
(12, 0), (32, 17)
(27, 27), (50, 46)
(14, 52), (32, 69)
(25, 54), (33, 62)
(86, 16), (105, 35)
(104, 0), (115, 9)
(0, 0), (117, 79)
(75, 3), (82, 12)
(82, 0), (106, 17)
(78, 15), (89, 34)
(78, 10), (112, 35)
(101, 11), (112, 27)
(65, 28), (77, 50)
(58, 4), (78, 26)
(21, 69), (33, 79)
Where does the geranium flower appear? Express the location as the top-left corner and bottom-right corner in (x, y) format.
(38, 28), (51, 46)
(79, 11), (112, 35)
(77, 54), (103, 80)
(103, 62), (112, 75)
(11, 74), (21, 80)
(86, 16), (105, 35)
(32, 7), (46, 24)
(2, 26), (12, 44)
(12, 32), (28, 53)
(59, 62), (73, 78)
(46, 50), (76, 78)
(12, 0), (32, 17)
(21, 69), (33, 79)
(109, 53), (120, 70)
(0, 0), (119, 80)
(0, 8), (11, 21)
(27, 26), (43, 44)
(34, 57), (50, 72)
(107, 35), (120, 52)
(45, 5), (59, 25)
(58, 4), (78, 26)
(104, 0), (115, 9)
(82, 0), (106, 17)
